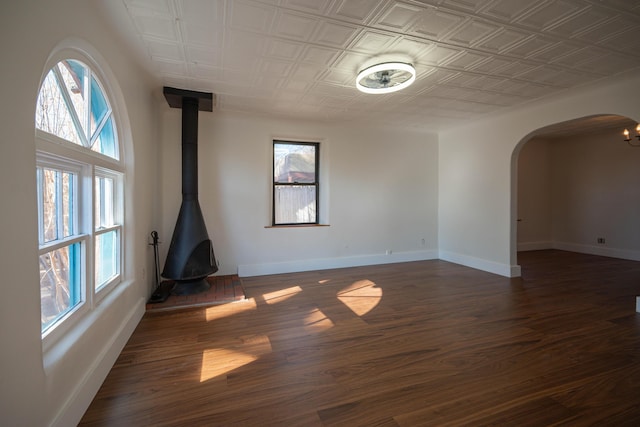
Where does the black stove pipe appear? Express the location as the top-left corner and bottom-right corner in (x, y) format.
(162, 87), (218, 295)
(182, 97), (199, 202)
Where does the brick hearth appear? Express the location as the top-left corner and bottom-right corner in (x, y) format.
(146, 275), (246, 312)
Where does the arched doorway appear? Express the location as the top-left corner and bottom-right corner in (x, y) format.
(511, 114), (640, 271)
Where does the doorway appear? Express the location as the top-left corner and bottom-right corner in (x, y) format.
(511, 114), (640, 270)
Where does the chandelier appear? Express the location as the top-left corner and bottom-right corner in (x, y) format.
(623, 123), (640, 146)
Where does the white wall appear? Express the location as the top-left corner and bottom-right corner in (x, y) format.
(550, 129), (640, 258)
(438, 72), (640, 277)
(159, 110), (439, 277)
(517, 138), (552, 250)
(517, 130), (640, 260)
(0, 1), (157, 425)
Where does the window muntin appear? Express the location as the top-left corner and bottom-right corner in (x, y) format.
(273, 141), (319, 225)
(36, 58), (123, 337)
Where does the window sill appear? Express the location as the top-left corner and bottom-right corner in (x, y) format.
(265, 224), (330, 228)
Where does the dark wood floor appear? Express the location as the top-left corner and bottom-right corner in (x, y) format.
(80, 250), (640, 426)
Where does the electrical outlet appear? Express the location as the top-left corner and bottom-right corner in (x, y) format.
(597, 237), (605, 244)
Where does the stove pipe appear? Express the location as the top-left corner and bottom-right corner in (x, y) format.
(162, 87), (218, 295)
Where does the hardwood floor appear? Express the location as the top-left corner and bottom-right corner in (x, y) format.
(79, 250), (640, 426)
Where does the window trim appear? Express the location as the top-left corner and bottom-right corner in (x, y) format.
(272, 140), (320, 226)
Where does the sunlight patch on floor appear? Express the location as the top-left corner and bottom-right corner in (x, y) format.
(304, 308), (335, 333)
(205, 297), (257, 321)
(262, 285), (303, 305)
(200, 334), (272, 382)
(337, 279), (382, 316)
(200, 349), (258, 382)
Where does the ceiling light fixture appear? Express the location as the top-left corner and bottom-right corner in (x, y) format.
(623, 123), (640, 146)
(356, 62), (416, 94)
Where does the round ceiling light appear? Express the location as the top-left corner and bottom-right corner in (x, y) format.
(356, 62), (416, 94)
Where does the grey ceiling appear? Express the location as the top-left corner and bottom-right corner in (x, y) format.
(101, 0), (640, 131)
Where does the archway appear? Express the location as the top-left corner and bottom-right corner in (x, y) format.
(510, 114), (640, 272)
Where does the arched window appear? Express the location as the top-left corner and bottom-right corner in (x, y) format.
(36, 59), (124, 336)
(36, 60), (119, 159)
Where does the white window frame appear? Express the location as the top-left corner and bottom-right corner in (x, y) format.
(93, 167), (123, 295)
(36, 53), (125, 347)
(37, 153), (90, 338)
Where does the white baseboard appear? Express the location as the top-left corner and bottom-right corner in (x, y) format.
(439, 250), (520, 278)
(50, 296), (145, 427)
(552, 241), (640, 261)
(238, 249), (439, 277)
(517, 241), (553, 252)
(241, 241), (638, 281)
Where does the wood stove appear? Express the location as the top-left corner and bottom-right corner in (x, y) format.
(162, 87), (218, 295)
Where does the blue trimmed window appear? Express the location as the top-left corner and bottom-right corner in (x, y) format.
(36, 59), (123, 335)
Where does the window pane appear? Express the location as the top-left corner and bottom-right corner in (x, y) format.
(58, 60), (88, 138)
(42, 168), (58, 242)
(274, 185), (317, 224)
(96, 230), (119, 289)
(36, 60), (119, 158)
(95, 175), (114, 229)
(90, 75), (109, 137)
(35, 69), (82, 145)
(62, 172), (74, 237)
(40, 243), (81, 332)
(40, 168), (76, 242)
(274, 143), (316, 183)
(91, 116), (118, 159)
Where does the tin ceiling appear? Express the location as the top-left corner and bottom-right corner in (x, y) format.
(101, 0), (640, 131)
